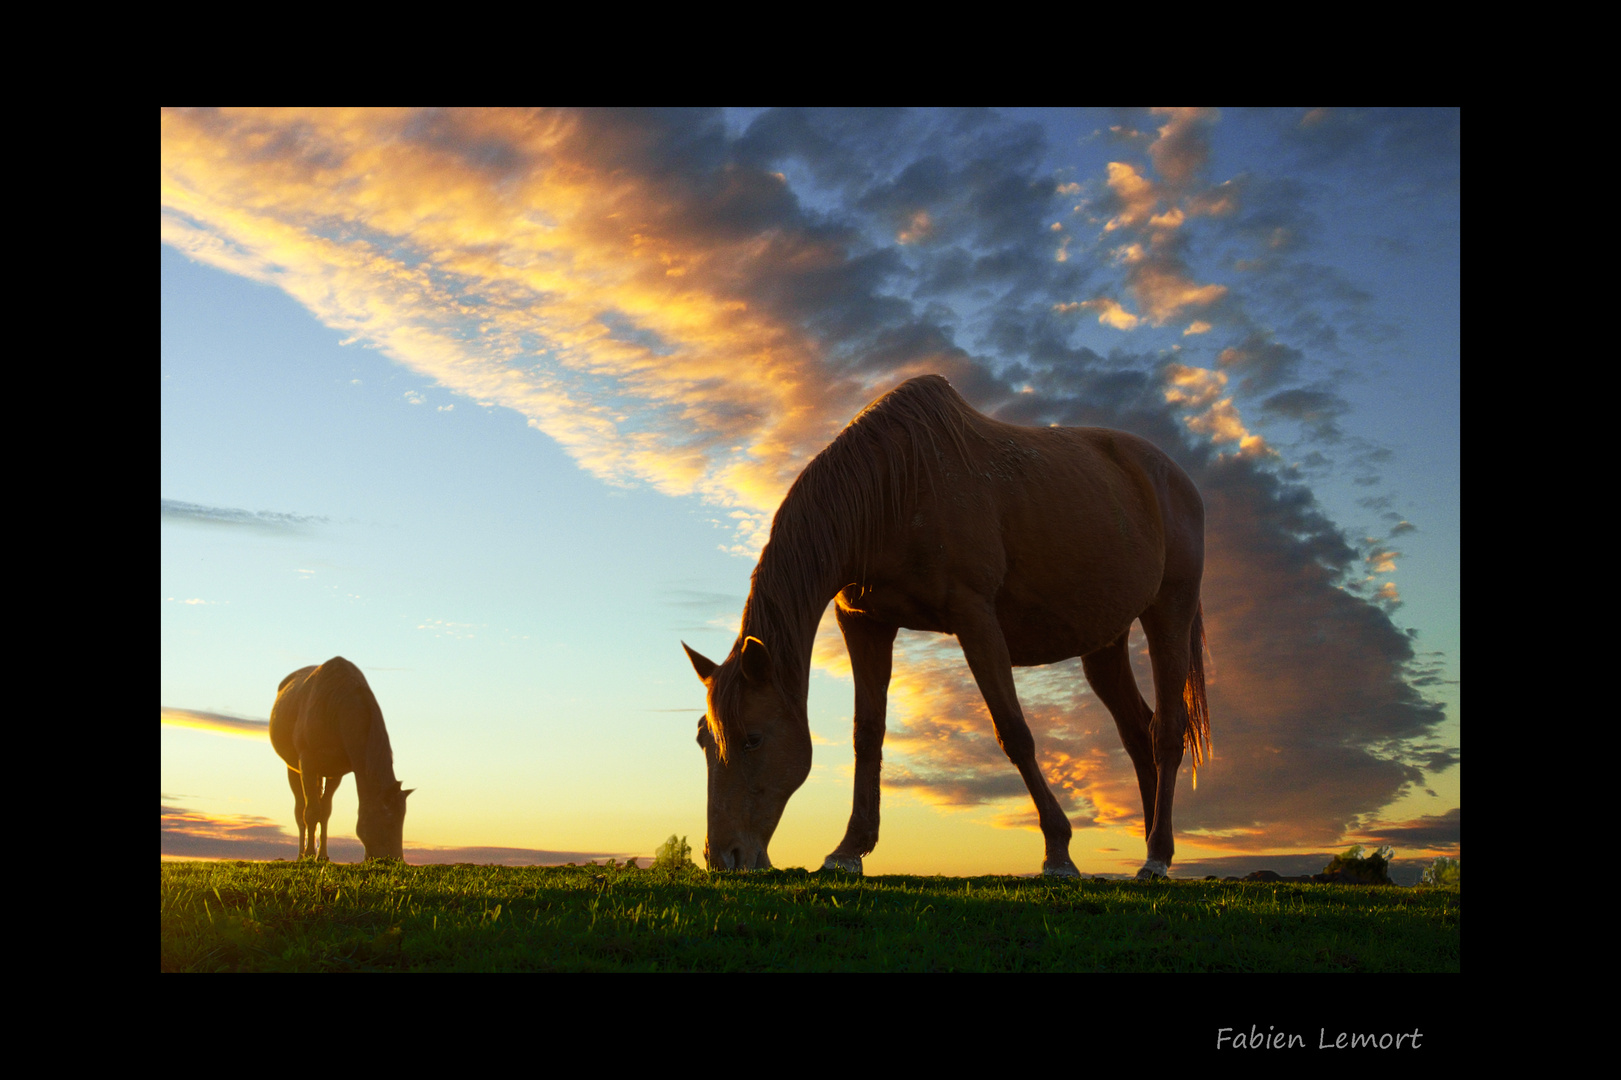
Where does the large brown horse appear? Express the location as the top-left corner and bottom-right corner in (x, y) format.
(269, 657), (412, 861)
(684, 375), (1209, 878)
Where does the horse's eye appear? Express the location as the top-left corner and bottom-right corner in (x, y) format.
(744, 732), (764, 751)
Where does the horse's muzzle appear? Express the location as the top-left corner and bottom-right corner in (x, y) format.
(707, 840), (772, 870)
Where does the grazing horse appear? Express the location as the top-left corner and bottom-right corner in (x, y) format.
(269, 656), (413, 861)
(683, 375), (1209, 879)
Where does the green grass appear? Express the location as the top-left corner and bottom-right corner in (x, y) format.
(160, 860), (1459, 972)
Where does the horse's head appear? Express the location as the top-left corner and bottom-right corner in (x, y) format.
(684, 637), (812, 870)
(357, 780), (413, 861)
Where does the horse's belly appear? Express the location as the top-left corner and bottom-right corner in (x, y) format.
(292, 732), (353, 779)
(994, 578), (1151, 666)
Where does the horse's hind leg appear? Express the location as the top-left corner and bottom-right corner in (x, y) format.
(287, 767), (310, 858)
(824, 604), (897, 874)
(1081, 630), (1158, 846)
(954, 603), (1079, 878)
(299, 768), (331, 861)
(1138, 591), (1200, 878)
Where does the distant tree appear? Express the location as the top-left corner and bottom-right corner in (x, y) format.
(1418, 855), (1460, 888)
(1322, 844), (1394, 884)
(654, 834), (695, 870)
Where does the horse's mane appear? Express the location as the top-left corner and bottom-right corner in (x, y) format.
(710, 375), (983, 757)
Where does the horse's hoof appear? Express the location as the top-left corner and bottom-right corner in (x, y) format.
(1042, 861), (1081, 879)
(1136, 860), (1169, 880)
(822, 854), (863, 874)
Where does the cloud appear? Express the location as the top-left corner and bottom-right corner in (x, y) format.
(658, 586), (745, 634)
(1352, 807), (1460, 851)
(162, 707), (269, 738)
(1366, 549), (1400, 575)
(1101, 162), (1158, 232)
(1163, 364), (1269, 456)
(1261, 386), (1349, 441)
(162, 802), (298, 859)
(160, 802), (635, 865)
(163, 108), (1455, 864)
(1280, 108), (1460, 198)
(162, 498), (328, 532)
(1056, 297), (1140, 330)
(1146, 107), (1220, 191)
(416, 618), (481, 640)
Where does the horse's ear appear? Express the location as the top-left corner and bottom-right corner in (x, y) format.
(683, 642), (717, 683)
(402, 788), (415, 799)
(740, 635), (772, 683)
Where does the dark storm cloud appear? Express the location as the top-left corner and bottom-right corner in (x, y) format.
(1356, 807), (1460, 851)
(1261, 385), (1350, 441)
(1218, 332), (1306, 395)
(1279, 108), (1461, 198)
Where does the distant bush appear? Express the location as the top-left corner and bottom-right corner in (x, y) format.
(1322, 844), (1394, 885)
(1418, 855), (1460, 888)
(653, 835), (695, 870)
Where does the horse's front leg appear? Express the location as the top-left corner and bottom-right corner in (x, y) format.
(287, 766), (310, 858)
(822, 604), (897, 874)
(953, 600), (1079, 878)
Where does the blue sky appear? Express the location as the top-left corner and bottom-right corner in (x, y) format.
(161, 108), (1458, 879)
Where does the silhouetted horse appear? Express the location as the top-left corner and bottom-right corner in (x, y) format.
(684, 375), (1209, 878)
(269, 657), (412, 860)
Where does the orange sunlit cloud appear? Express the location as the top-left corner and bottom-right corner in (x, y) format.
(1145, 107), (1220, 191)
(1163, 364), (1269, 457)
(1068, 298), (1141, 330)
(1102, 162), (1158, 232)
(162, 707), (269, 739)
(162, 109), (883, 551)
(1083, 113), (1234, 330)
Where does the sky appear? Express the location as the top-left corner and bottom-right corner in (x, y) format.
(161, 107), (1459, 881)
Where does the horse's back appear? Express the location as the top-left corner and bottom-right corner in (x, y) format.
(269, 665), (318, 770)
(271, 657), (378, 778)
(916, 410), (1199, 662)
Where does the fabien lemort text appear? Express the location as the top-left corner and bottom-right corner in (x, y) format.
(1217, 1026), (1424, 1050)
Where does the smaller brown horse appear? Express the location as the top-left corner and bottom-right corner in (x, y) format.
(269, 657), (412, 861)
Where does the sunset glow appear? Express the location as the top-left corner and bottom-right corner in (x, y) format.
(162, 108), (1459, 880)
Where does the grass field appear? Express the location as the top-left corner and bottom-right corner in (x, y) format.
(160, 859), (1459, 972)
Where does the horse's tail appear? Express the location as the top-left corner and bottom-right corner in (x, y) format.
(1183, 601), (1212, 789)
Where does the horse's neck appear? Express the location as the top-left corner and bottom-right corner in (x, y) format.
(355, 714), (397, 795)
(749, 550), (847, 704)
